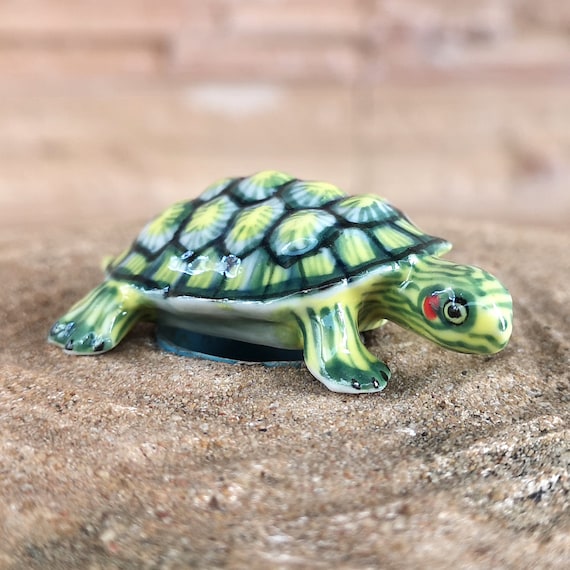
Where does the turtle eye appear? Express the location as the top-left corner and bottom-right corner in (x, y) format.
(443, 297), (469, 326)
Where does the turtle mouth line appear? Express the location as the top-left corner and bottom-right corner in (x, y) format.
(155, 325), (304, 367)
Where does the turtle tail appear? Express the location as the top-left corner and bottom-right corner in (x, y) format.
(101, 255), (116, 273)
(101, 245), (132, 275)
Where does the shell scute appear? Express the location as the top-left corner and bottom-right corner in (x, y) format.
(137, 200), (193, 253)
(333, 228), (380, 270)
(299, 248), (343, 287)
(177, 246), (226, 293)
(332, 194), (399, 225)
(218, 249), (268, 295)
(391, 217), (428, 239)
(264, 259), (305, 296)
(224, 197), (284, 256)
(150, 252), (186, 285)
(371, 224), (421, 254)
(116, 251), (148, 277)
(269, 210), (337, 263)
(232, 170), (293, 202)
(179, 194), (238, 252)
(259, 254), (290, 293)
(281, 180), (346, 208)
(200, 177), (234, 201)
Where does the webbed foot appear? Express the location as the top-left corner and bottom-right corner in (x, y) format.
(48, 280), (145, 355)
(295, 303), (391, 394)
(321, 358), (390, 393)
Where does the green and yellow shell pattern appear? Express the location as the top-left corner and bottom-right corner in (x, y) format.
(49, 170), (513, 394)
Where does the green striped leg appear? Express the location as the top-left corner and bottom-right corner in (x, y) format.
(48, 280), (147, 354)
(296, 303), (390, 394)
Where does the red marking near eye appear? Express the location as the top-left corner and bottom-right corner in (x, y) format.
(423, 295), (439, 320)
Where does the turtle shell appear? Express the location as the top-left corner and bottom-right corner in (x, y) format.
(108, 170), (451, 301)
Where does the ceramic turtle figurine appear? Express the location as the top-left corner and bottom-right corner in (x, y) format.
(48, 170), (513, 393)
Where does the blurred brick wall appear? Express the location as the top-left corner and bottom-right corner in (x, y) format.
(1, 1), (569, 229)
(1, 0), (569, 85)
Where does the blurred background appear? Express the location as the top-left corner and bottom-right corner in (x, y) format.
(0, 0), (569, 231)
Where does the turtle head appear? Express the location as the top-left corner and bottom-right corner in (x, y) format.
(386, 258), (513, 354)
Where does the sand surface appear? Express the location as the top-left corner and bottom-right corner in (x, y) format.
(0, 215), (568, 569)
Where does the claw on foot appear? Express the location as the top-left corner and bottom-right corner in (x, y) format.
(48, 281), (144, 355)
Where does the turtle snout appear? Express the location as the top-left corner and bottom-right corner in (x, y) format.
(477, 297), (513, 354)
(493, 311), (513, 352)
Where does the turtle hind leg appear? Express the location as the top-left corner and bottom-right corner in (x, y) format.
(295, 303), (391, 394)
(48, 280), (147, 354)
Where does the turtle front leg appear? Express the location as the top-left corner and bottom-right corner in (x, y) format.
(294, 303), (391, 394)
(48, 280), (148, 354)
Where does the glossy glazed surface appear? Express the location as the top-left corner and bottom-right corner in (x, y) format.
(49, 171), (513, 393)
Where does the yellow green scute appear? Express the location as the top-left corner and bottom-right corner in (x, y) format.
(137, 200), (193, 252)
(232, 170), (293, 202)
(200, 176), (234, 201)
(375, 225), (416, 250)
(281, 180), (346, 208)
(149, 254), (183, 285)
(116, 251), (148, 277)
(224, 197), (284, 256)
(371, 219), (443, 257)
(181, 246), (227, 292)
(332, 194), (397, 224)
(391, 217), (429, 239)
(269, 209), (336, 260)
(178, 194), (238, 251)
(334, 228), (380, 269)
(260, 256), (305, 294)
(221, 249), (270, 294)
(299, 248), (338, 280)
